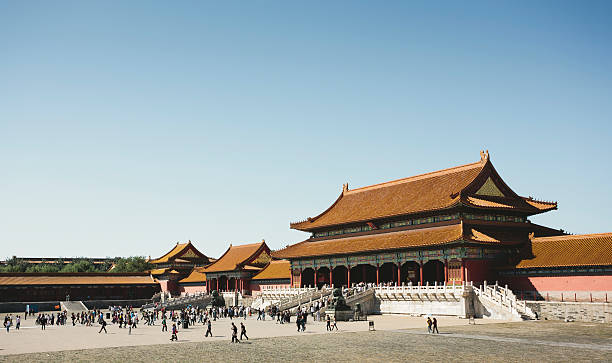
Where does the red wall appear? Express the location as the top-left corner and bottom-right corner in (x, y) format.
(501, 275), (612, 292)
(179, 285), (207, 295)
(464, 260), (493, 284)
(157, 279), (179, 294)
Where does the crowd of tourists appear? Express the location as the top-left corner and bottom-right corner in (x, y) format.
(3, 314), (20, 332)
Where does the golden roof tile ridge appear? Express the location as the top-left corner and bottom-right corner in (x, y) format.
(346, 160), (483, 195)
(532, 232), (612, 242)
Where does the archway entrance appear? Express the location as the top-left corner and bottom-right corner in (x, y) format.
(350, 264), (377, 284)
(379, 262), (397, 285)
(316, 267), (331, 289)
(423, 260), (445, 284)
(401, 261), (420, 285)
(301, 268), (315, 288)
(332, 266), (348, 287)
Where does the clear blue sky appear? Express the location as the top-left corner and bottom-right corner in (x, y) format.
(1, 1), (611, 259)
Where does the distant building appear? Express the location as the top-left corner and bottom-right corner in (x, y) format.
(148, 240), (212, 295)
(0, 273), (159, 302)
(202, 240), (272, 294)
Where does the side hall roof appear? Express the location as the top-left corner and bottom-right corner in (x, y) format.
(179, 267), (207, 284)
(291, 151), (556, 232)
(149, 241), (209, 264)
(273, 222), (525, 259)
(0, 273), (157, 286)
(515, 233), (612, 269)
(252, 260), (291, 280)
(203, 241), (270, 273)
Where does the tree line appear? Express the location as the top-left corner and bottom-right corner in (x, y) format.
(0, 256), (153, 273)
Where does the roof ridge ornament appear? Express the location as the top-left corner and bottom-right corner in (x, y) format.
(480, 149), (489, 163)
(342, 183), (349, 194)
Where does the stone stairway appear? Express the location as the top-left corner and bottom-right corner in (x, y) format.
(144, 293), (212, 310)
(267, 287), (333, 312)
(60, 301), (88, 312)
(472, 282), (537, 321)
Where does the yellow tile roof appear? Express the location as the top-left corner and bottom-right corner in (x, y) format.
(178, 267), (207, 283)
(291, 153), (556, 232)
(0, 273), (157, 286)
(149, 241), (208, 264)
(252, 260), (291, 280)
(203, 242), (267, 273)
(515, 233), (612, 268)
(150, 268), (169, 275)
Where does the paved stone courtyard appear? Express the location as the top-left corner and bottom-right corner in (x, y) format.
(1, 313), (611, 362)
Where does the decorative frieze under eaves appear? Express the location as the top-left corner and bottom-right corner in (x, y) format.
(289, 245), (506, 270)
(204, 271), (255, 279)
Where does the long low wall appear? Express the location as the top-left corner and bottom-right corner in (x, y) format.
(376, 299), (467, 316)
(502, 275), (612, 293)
(0, 299), (152, 313)
(526, 301), (612, 323)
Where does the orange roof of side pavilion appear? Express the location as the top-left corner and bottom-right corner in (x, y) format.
(290, 151), (556, 232)
(149, 241), (210, 265)
(203, 240), (271, 273)
(515, 233), (612, 269)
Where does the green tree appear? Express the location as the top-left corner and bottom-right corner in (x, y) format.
(0, 257), (28, 272)
(61, 259), (97, 273)
(111, 257), (152, 273)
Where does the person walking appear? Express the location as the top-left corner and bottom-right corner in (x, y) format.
(98, 318), (108, 334)
(205, 320), (212, 337)
(170, 323), (178, 341)
(162, 317), (168, 332)
(326, 314), (331, 331)
(331, 316), (338, 331)
(231, 322), (239, 343)
(240, 322), (248, 341)
(16, 316), (20, 330)
(432, 317), (439, 334)
(426, 317), (432, 334)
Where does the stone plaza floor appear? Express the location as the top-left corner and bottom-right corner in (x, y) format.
(0, 313), (611, 362)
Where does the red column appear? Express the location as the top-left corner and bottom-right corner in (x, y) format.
(419, 263), (424, 285)
(226, 278), (229, 291)
(376, 265), (380, 285)
(290, 270), (294, 287)
(314, 269), (318, 288)
(461, 260), (466, 282)
(298, 269), (302, 288)
(444, 260), (448, 283)
(347, 266), (351, 287)
(235, 278), (239, 291)
(397, 263), (401, 285)
(329, 268), (333, 287)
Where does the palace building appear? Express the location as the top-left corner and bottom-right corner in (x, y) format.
(148, 241), (212, 294)
(273, 151), (565, 289)
(202, 240), (273, 294)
